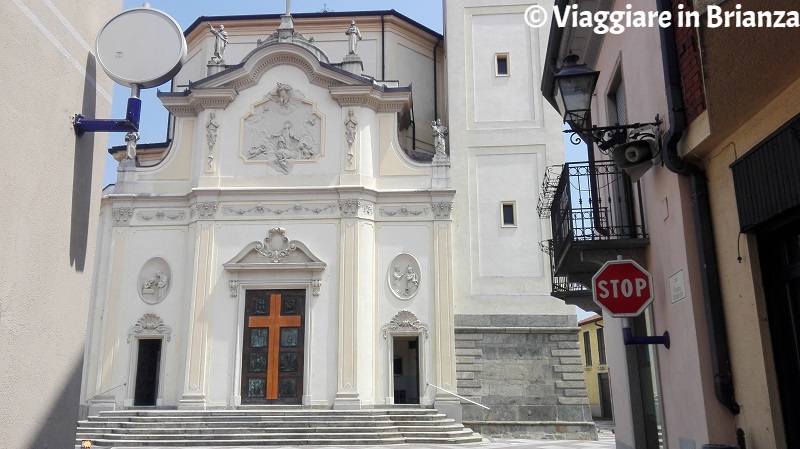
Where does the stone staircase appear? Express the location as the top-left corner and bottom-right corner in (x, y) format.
(76, 408), (482, 446)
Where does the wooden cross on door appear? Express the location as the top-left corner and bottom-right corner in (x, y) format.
(248, 293), (300, 400)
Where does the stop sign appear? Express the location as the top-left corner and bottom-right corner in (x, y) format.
(592, 259), (654, 317)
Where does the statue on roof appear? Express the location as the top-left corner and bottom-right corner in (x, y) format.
(432, 119), (448, 156)
(345, 21), (362, 55)
(209, 24), (228, 64)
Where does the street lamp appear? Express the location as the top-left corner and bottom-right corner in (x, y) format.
(553, 54), (599, 132)
(553, 54), (660, 153)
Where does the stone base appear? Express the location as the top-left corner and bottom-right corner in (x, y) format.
(81, 399), (116, 419)
(207, 62), (226, 76)
(341, 54), (364, 75)
(431, 155), (451, 189)
(434, 398), (463, 423)
(464, 421), (598, 440)
(178, 392), (209, 409)
(454, 314), (595, 440)
(332, 393), (361, 410)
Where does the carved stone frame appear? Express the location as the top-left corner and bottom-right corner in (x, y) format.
(223, 229), (326, 406)
(124, 313), (171, 407)
(381, 310), (432, 406)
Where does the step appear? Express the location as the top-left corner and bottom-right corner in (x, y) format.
(77, 431), (401, 441)
(89, 414), (389, 422)
(78, 425), (401, 435)
(80, 437), (407, 446)
(80, 419), (394, 428)
(77, 408), (482, 445)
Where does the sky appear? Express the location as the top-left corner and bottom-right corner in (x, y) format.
(103, 0), (445, 186)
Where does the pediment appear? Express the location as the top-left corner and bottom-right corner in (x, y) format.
(195, 44), (368, 92)
(223, 227), (326, 272)
(160, 44), (412, 116)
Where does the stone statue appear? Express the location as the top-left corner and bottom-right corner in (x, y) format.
(142, 271), (169, 300)
(345, 21), (362, 55)
(344, 109), (358, 168)
(405, 266), (419, 295)
(206, 112), (219, 149)
(209, 24), (228, 64)
(432, 119), (448, 156)
(392, 265), (403, 292)
(271, 121), (299, 149)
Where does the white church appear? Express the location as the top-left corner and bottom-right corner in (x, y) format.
(79, 1), (593, 441)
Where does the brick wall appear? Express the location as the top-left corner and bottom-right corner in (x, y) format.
(673, 0), (707, 124)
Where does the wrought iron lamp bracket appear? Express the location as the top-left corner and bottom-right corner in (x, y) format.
(564, 115), (662, 153)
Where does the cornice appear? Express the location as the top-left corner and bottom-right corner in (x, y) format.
(328, 85), (412, 112)
(160, 88), (238, 117)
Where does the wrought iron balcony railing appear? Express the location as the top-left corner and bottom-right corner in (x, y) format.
(540, 161), (647, 274)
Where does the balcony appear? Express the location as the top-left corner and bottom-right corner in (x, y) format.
(539, 161), (648, 313)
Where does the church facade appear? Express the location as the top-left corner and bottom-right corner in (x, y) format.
(80, 4), (593, 438)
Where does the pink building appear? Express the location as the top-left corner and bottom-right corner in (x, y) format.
(540, 0), (800, 448)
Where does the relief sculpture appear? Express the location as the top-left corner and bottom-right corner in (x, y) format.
(388, 253), (422, 300)
(243, 83), (323, 174)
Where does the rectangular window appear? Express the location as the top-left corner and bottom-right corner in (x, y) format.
(583, 331), (593, 367)
(501, 202), (516, 227)
(606, 65), (627, 125)
(393, 357), (403, 376)
(495, 53), (509, 76)
(597, 328), (607, 365)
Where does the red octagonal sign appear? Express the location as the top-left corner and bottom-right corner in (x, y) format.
(592, 259), (654, 317)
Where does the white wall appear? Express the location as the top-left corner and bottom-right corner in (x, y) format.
(446, 0), (572, 316)
(1, 0), (120, 446)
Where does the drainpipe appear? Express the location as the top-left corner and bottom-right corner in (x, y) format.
(381, 14), (386, 80)
(657, 0), (739, 415)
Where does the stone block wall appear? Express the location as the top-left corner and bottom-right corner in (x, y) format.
(455, 315), (597, 440)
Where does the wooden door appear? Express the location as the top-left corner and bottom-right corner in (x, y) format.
(241, 289), (305, 404)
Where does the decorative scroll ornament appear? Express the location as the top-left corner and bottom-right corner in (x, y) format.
(112, 208), (134, 223)
(344, 109), (358, 169)
(222, 203), (336, 216)
(339, 199), (362, 217)
(223, 227), (326, 296)
(431, 202), (453, 219)
(206, 112), (219, 170)
(255, 227), (298, 263)
(382, 310), (429, 339)
(380, 206), (428, 217)
(229, 280), (239, 297)
(191, 202), (218, 218)
(137, 210), (186, 222)
(128, 313), (172, 343)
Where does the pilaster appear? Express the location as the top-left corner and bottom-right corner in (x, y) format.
(333, 199), (369, 409)
(179, 217), (217, 408)
(431, 203), (460, 419)
(87, 225), (129, 414)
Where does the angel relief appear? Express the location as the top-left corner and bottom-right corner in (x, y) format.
(243, 82), (323, 175)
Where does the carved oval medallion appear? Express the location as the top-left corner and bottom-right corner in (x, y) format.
(388, 253), (421, 300)
(138, 257), (172, 304)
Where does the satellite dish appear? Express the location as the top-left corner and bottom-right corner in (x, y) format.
(96, 6), (187, 89)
